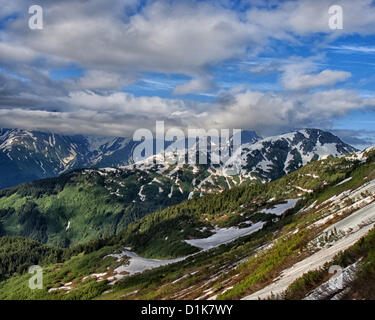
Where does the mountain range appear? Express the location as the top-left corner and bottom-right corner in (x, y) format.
(0, 128), (356, 190)
(0, 128), (137, 189)
(1, 143), (375, 300)
(0, 127), (358, 248)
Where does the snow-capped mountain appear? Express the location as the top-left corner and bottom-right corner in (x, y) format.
(0, 129), (137, 189)
(0, 128), (356, 190)
(0, 128), (261, 189)
(129, 129), (357, 186)
(239, 129), (357, 181)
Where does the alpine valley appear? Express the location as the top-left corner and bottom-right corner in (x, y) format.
(2, 128), (375, 300)
(0, 128), (355, 246)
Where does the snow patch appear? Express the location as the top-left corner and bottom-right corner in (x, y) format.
(260, 199), (300, 216)
(335, 177), (352, 186)
(185, 222), (265, 251)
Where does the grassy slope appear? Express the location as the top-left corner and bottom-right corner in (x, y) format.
(110, 155), (357, 258)
(92, 149), (375, 299)
(2, 150), (375, 299)
(0, 172), (129, 247)
(0, 162), (254, 248)
(0, 166), (205, 247)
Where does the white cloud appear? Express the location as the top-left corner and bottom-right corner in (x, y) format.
(173, 76), (216, 95)
(76, 70), (136, 90)
(2, 0), (372, 94)
(329, 45), (375, 54)
(0, 43), (38, 63)
(7, 1), (257, 82)
(1, 86), (372, 138)
(249, 58), (352, 91)
(282, 68), (351, 91)
(246, 0), (375, 35)
(65, 91), (190, 117)
(185, 88), (373, 136)
(0, 0), (374, 137)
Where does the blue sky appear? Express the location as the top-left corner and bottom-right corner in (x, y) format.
(0, 0), (375, 148)
(125, 33), (375, 101)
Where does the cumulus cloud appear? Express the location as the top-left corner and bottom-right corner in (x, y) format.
(246, 0), (375, 36)
(281, 66), (351, 91)
(4, 1), (258, 85)
(76, 70), (137, 90)
(249, 58), (352, 91)
(2, 0), (375, 93)
(0, 43), (38, 63)
(173, 76), (216, 95)
(187, 89), (375, 136)
(0, 0), (374, 139)
(0, 82), (373, 139)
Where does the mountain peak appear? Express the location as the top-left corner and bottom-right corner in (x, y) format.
(0, 127), (357, 189)
(239, 128), (357, 180)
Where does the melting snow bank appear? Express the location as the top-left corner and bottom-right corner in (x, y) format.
(260, 199), (300, 216)
(242, 200), (375, 300)
(184, 222), (265, 251)
(103, 201), (298, 282)
(317, 196), (375, 237)
(335, 177), (352, 186)
(106, 222), (266, 282)
(108, 250), (184, 279)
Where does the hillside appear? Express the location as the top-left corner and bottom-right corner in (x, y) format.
(0, 165), (209, 247)
(0, 162), (261, 247)
(0, 129), (355, 247)
(1, 147), (375, 300)
(0, 128), (258, 189)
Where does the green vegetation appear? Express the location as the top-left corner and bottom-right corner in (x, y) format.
(218, 230), (310, 299)
(1, 148), (375, 300)
(0, 236), (65, 281)
(105, 152), (364, 258)
(0, 160), (256, 248)
(0, 167), (203, 247)
(0, 238), (126, 300)
(283, 227), (375, 300)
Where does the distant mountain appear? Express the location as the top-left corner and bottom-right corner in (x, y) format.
(0, 129), (260, 189)
(0, 128), (358, 247)
(0, 129), (137, 189)
(132, 128), (357, 184)
(0, 128), (356, 190)
(239, 129), (357, 181)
